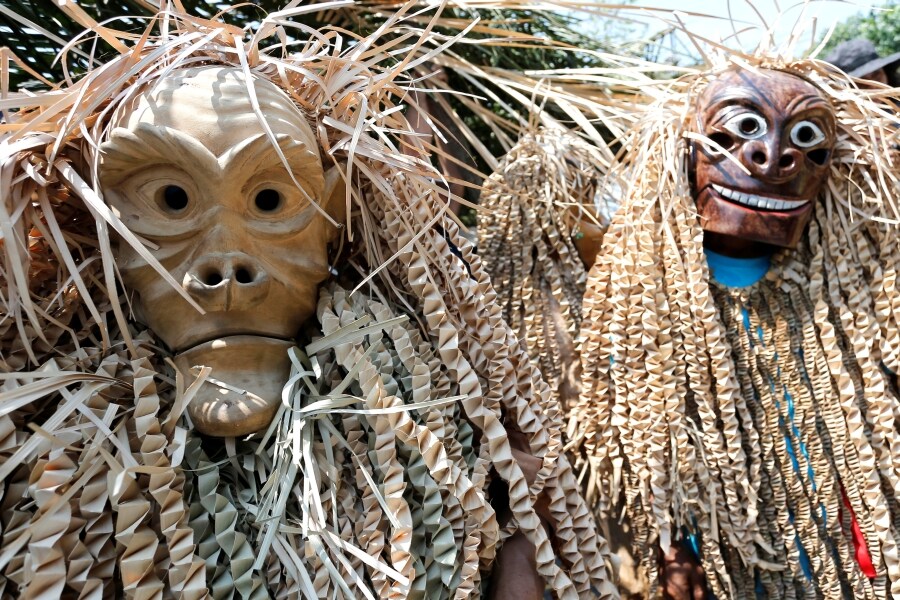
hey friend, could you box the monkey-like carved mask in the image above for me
[691,68,837,248]
[100,66,342,437]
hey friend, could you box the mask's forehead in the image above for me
[121,65,319,160]
[696,68,827,121]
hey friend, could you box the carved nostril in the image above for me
[185,254,269,311]
[235,267,253,284]
[752,151,766,165]
[779,154,795,169]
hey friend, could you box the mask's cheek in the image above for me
[259,221,335,288]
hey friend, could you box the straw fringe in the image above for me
[478,129,617,412]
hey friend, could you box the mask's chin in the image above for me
[696,184,814,249]
[174,335,294,437]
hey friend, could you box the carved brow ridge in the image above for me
[705,90,829,127]
[104,126,316,174]
[785,92,830,115]
[704,93,766,128]
[706,90,768,114]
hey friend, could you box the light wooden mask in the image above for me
[100,66,343,436]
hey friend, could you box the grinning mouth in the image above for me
[711,183,809,211]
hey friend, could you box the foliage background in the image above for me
[820,1,900,56]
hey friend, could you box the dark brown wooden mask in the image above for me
[690,68,836,248]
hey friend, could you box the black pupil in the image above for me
[740,118,758,134]
[797,125,814,143]
[255,189,281,212]
[163,185,188,211]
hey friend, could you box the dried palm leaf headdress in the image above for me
[0,4,617,598]
[570,41,900,600]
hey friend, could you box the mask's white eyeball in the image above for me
[790,120,826,148]
[723,112,768,140]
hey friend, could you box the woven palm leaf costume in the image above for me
[0,7,617,599]
[571,55,900,599]
[477,130,617,410]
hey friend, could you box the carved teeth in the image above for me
[711,183,808,211]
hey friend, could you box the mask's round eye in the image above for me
[159,185,189,212]
[790,120,826,148]
[254,189,282,212]
[723,113,768,140]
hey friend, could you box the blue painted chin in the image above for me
[704,248,772,288]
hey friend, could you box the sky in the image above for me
[586,0,890,61]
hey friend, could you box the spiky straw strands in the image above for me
[0,5,617,598]
[477,129,616,410]
[570,53,900,598]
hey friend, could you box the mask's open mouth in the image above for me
[710,183,809,212]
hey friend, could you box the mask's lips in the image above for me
[174,334,294,437]
[177,332,294,354]
[709,183,810,212]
